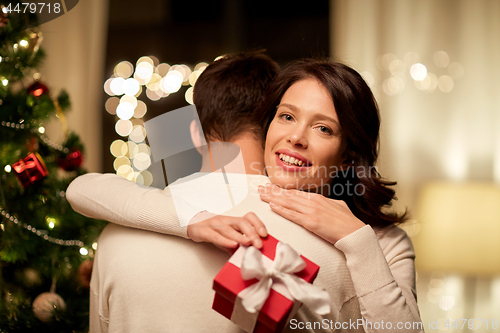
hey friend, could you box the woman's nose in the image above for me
[286,128,308,148]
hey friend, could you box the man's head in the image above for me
[192,50,280,143]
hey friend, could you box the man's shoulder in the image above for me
[170,172,269,188]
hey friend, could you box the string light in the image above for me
[1,120,25,129]
[39,134,69,153]
[1,120,69,153]
[1,207,84,247]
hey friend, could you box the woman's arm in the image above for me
[335,225,423,332]
[66,173,266,248]
[66,173,189,237]
[258,183,423,332]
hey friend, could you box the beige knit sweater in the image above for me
[67,173,424,333]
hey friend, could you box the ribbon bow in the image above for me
[239,242,331,315]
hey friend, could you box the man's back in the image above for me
[90,174,361,333]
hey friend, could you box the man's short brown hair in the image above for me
[193,50,280,142]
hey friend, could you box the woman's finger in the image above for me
[268,202,310,229]
[260,189,312,215]
[264,183,318,199]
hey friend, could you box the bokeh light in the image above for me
[132,152,151,171]
[389,59,406,76]
[116,102,134,120]
[162,71,183,93]
[110,139,128,157]
[403,52,420,67]
[146,88,161,101]
[410,63,427,81]
[433,51,450,68]
[105,97,120,115]
[114,61,134,78]
[123,78,140,96]
[110,77,125,95]
[129,125,147,143]
[137,56,154,67]
[360,71,375,87]
[438,75,454,92]
[156,63,171,76]
[127,141,138,158]
[448,62,464,79]
[103,79,114,96]
[149,55,160,67]
[135,62,154,80]
[136,170,153,186]
[194,62,209,71]
[133,100,147,118]
[113,156,131,170]
[438,296,455,311]
[185,87,194,104]
[117,164,134,180]
[146,73,162,91]
[120,95,137,108]
[115,119,133,136]
[383,77,404,95]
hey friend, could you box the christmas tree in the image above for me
[0,3,105,332]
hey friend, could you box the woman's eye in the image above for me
[318,126,333,135]
[279,114,293,121]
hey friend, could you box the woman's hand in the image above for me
[187,211,268,253]
[258,183,365,245]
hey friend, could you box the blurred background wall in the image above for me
[331,0,500,326]
[39,0,500,329]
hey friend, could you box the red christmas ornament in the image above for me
[25,135,39,152]
[27,81,49,98]
[12,152,49,188]
[0,6,9,29]
[78,260,94,289]
[58,149,83,171]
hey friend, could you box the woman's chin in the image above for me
[267,175,320,192]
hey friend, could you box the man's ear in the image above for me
[190,120,203,154]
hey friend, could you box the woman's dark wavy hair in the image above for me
[260,59,408,228]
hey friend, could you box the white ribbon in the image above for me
[239,242,331,316]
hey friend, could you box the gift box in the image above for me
[12,152,49,188]
[212,234,330,333]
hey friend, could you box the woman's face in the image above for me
[264,78,345,192]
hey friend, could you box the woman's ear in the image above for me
[339,148,355,172]
[190,120,203,154]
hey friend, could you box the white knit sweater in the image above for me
[67,173,423,333]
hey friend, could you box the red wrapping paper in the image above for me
[212,234,320,333]
[12,152,49,188]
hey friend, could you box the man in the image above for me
[67,52,363,332]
